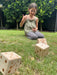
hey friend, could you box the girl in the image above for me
[20,3,44,40]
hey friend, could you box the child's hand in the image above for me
[23,14,27,21]
[32,28,38,32]
[20,15,27,27]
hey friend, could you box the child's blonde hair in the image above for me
[28,3,37,10]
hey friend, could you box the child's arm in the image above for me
[20,15,27,27]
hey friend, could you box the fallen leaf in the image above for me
[31,57,34,61]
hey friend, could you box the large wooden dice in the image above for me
[35,43,49,57]
[37,38,47,45]
[0,52,21,75]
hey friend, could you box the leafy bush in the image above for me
[0,0,57,30]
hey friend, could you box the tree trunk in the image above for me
[16,22,18,30]
[1,19,3,29]
[40,22,42,31]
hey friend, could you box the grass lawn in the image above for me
[0,30,57,75]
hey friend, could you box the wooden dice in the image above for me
[35,40,49,57]
[37,38,47,45]
[0,52,21,75]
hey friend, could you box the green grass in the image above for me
[0,30,57,75]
